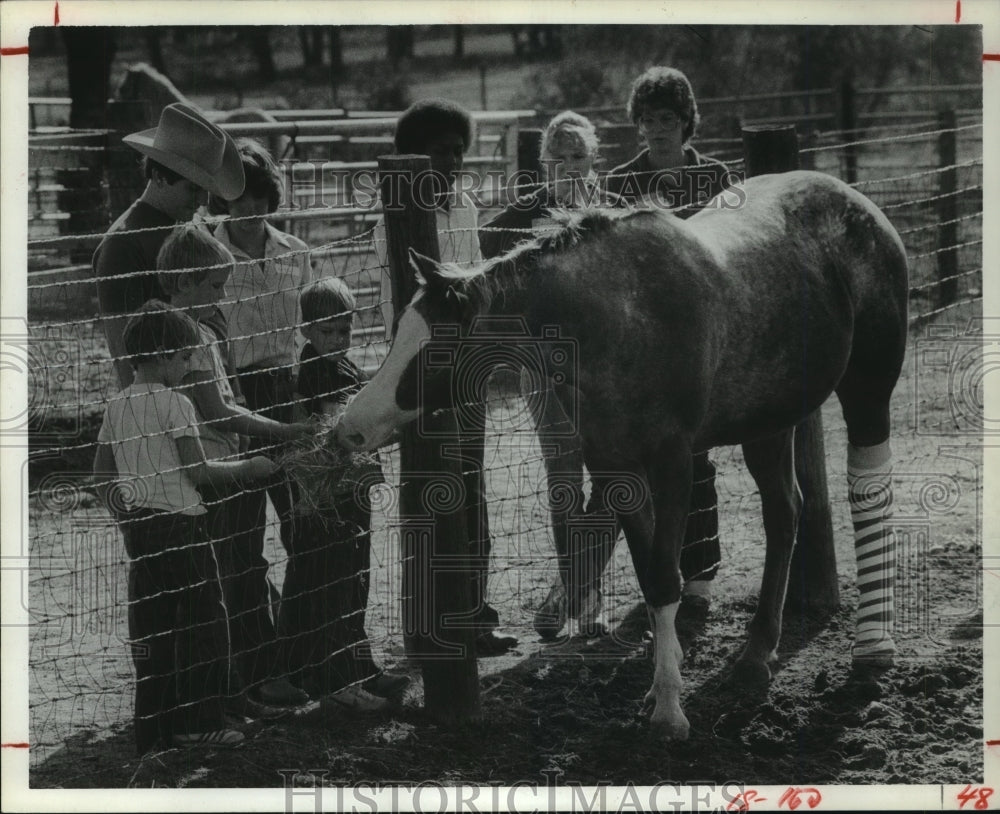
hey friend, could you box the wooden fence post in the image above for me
[741,125,841,615]
[838,76,857,185]
[937,108,958,307]
[377,155,481,723]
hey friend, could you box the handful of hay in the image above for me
[275,413,383,518]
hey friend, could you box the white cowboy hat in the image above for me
[122,103,245,201]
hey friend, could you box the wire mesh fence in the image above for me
[22,106,983,773]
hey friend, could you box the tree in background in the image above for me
[144,30,167,76]
[61,27,117,129]
[387,26,415,69]
[246,27,277,82]
[300,27,324,68]
[59,27,117,256]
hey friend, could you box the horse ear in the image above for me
[408,249,444,288]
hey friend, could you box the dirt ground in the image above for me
[27,299,986,789]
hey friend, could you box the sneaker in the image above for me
[574,588,609,637]
[255,678,310,708]
[474,603,501,635]
[679,593,711,617]
[328,684,389,713]
[172,728,245,747]
[682,578,713,602]
[365,671,411,698]
[533,583,568,640]
[475,630,519,657]
[226,692,284,722]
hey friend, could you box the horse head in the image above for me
[336,249,487,451]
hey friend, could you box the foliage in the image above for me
[513,57,620,113]
[366,73,412,111]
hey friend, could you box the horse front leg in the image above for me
[616,444,692,739]
[738,429,801,688]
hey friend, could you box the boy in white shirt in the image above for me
[156,224,312,710]
[93,301,275,752]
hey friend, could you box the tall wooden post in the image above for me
[741,125,841,615]
[838,76,857,185]
[378,155,481,722]
[936,108,959,307]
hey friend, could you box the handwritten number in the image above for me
[957,785,994,810]
[779,787,822,810]
[727,790,766,811]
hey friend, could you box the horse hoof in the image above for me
[852,652,895,671]
[642,690,690,739]
[732,658,772,692]
[852,640,896,670]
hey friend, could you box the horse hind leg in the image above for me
[737,429,801,689]
[837,365,898,667]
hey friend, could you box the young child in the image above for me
[92,301,275,752]
[278,276,409,709]
[156,224,311,710]
[480,111,622,640]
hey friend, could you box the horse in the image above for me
[335,170,909,739]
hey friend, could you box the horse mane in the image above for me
[430,207,649,312]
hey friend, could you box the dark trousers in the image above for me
[457,408,493,627]
[531,381,721,608]
[201,481,282,691]
[278,500,378,695]
[120,509,229,753]
[572,451,722,595]
[237,366,296,553]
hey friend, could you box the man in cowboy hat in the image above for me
[94,102,245,388]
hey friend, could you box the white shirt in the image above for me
[190,324,242,462]
[373,189,482,341]
[214,221,314,372]
[98,383,205,515]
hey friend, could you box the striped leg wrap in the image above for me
[847,441,896,663]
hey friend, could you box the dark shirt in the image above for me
[93,200,176,316]
[603,146,732,218]
[297,343,384,492]
[296,343,368,418]
[480,181,626,260]
[94,201,227,334]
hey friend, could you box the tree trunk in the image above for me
[327,26,343,71]
[144,29,167,76]
[300,26,322,67]
[62,27,116,130]
[60,27,117,260]
[248,28,277,82]
[387,26,414,69]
